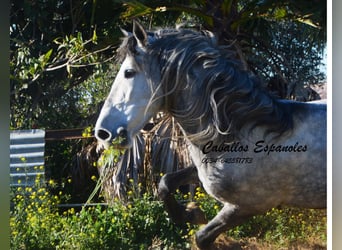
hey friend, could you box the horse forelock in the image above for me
[116,28,293,142]
[116,36,137,63]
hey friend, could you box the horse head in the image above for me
[95,21,162,148]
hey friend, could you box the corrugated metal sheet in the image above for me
[10,129,45,187]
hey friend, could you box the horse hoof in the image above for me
[195,230,214,250]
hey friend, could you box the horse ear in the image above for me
[120,27,132,37]
[133,20,147,48]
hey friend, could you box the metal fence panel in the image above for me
[10,129,45,187]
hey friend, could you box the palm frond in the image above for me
[97,113,193,202]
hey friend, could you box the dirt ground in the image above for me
[190,235,326,250]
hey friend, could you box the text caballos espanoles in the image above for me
[202,140,307,155]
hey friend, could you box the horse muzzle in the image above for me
[95,126,131,149]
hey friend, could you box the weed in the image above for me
[10,147,326,249]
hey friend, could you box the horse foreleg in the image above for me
[195,203,252,249]
[158,165,207,225]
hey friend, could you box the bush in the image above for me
[10,173,326,249]
[10,177,189,250]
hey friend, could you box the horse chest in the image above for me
[189,144,236,184]
[188,144,293,207]
[196,162,234,200]
[191,151,252,203]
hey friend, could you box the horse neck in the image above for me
[166,89,229,146]
[150,35,292,144]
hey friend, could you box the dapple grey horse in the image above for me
[95,21,326,248]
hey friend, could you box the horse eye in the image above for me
[124,69,136,78]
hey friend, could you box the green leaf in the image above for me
[45,49,53,61]
[39,49,53,68]
[160,5,214,27]
[121,1,154,19]
[121,2,213,27]
[221,0,233,16]
[92,29,98,44]
[274,8,287,19]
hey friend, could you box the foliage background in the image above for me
[10,0,326,131]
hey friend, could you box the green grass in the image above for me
[189,186,326,249]
[10,175,326,249]
[10,177,188,249]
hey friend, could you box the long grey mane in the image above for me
[117,28,293,143]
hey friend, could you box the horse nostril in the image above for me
[96,129,112,141]
[117,127,127,137]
